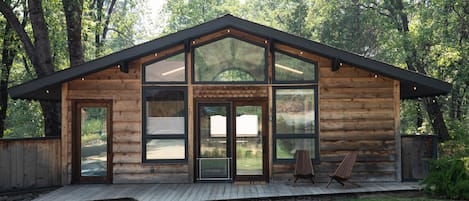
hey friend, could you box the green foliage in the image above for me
[4,99,43,138]
[338,198,447,201]
[1,0,142,138]
[423,112,469,200]
[422,157,469,200]
[440,119,469,158]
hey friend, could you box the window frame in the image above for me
[142,50,187,84]
[272,86,320,164]
[191,35,268,84]
[272,49,318,84]
[142,87,188,163]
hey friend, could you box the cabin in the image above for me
[8,15,451,185]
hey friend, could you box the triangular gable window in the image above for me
[274,51,317,83]
[193,37,266,83]
[144,52,186,83]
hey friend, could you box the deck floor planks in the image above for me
[34,182,421,201]
[211,183,226,200]
[138,183,160,201]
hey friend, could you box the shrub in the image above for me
[422,157,469,200]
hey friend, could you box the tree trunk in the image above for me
[0,23,16,138]
[28,0,54,76]
[102,0,117,42]
[416,103,423,129]
[423,98,450,140]
[39,101,60,137]
[28,0,60,137]
[63,0,85,67]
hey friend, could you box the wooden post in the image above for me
[187,49,194,182]
[61,82,69,184]
[393,80,402,181]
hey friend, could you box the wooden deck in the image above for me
[34,182,421,201]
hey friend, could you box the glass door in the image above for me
[73,101,112,183]
[234,102,267,181]
[196,101,267,182]
[196,103,231,181]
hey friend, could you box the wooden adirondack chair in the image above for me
[326,151,359,188]
[293,150,315,185]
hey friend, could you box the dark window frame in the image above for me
[272,86,320,164]
[142,87,188,163]
[191,35,268,84]
[142,49,187,84]
[272,48,318,84]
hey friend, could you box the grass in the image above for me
[337,198,449,201]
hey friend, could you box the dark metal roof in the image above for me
[8,14,451,100]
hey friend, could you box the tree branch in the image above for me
[0,1,36,66]
[102,0,117,40]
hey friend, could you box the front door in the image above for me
[196,100,268,182]
[72,101,112,183]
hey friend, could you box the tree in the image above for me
[0,0,143,137]
[360,0,467,140]
[0,8,19,138]
[63,0,85,67]
[0,0,60,136]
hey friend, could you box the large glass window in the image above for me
[274,88,318,162]
[274,51,316,82]
[144,52,185,82]
[143,88,187,162]
[193,37,266,82]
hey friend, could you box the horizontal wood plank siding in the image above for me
[269,50,399,182]
[318,63,398,182]
[0,138,61,192]
[64,61,189,184]
[61,30,399,184]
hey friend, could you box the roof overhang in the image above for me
[8,14,451,101]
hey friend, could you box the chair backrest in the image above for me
[294,150,314,176]
[333,151,358,179]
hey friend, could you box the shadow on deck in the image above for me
[34,182,422,201]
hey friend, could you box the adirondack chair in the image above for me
[293,150,315,185]
[326,151,359,188]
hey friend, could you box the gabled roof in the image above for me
[9,14,451,100]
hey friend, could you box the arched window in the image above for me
[213,68,256,82]
[193,37,266,83]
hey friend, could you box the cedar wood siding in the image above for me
[61,44,399,184]
[272,51,399,182]
[62,60,190,184]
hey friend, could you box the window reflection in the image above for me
[275,89,315,134]
[274,52,316,82]
[144,88,187,161]
[276,138,315,159]
[80,107,107,176]
[145,53,185,82]
[194,37,266,82]
[146,89,185,135]
[146,139,185,159]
